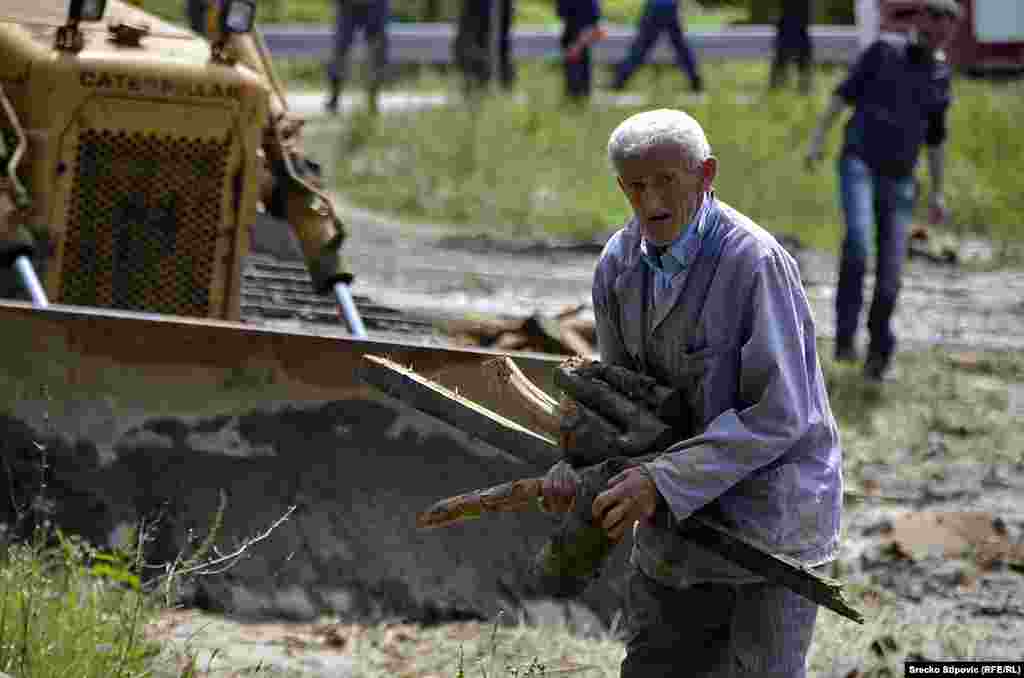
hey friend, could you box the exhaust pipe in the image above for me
[14,254,48,308]
[334,281,366,338]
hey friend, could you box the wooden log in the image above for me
[577,362,688,424]
[559,397,627,464]
[554,358,676,453]
[481,356,562,440]
[358,354,561,468]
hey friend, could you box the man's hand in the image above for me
[592,465,660,543]
[541,460,579,514]
[804,137,824,172]
[928,192,948,226]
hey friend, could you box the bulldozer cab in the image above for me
[0,0,353,324]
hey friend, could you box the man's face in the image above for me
[616,143,716,245]
[912,6,959,49]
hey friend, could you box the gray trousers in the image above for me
[621,565,818,677]
[327,0,390,90]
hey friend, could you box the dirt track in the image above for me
[245,195,1024,356]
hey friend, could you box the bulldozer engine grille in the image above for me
[60,129,229,316]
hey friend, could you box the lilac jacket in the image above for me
[592,196,843,587]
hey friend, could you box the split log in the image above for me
[481,356,562,440]
[358,354,560,468]
[555,357,676,453]
[575,362,688,425]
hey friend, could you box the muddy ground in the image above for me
[139,195,1024,677]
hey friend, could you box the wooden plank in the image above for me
[684,515,865,624]
[359,354,561,468]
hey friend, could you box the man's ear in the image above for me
[701,157,718,192]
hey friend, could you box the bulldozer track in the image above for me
[242,254,443,340]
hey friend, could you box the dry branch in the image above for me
[416,477,545,529]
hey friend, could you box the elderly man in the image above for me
[806,0,959,380]
[543,109,843,677]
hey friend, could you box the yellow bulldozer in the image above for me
[0,0,597,631]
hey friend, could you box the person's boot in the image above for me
[863,351,892,382]
[798,66,813,95]
[324,79,340,115]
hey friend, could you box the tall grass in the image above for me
[0,527,162,678]
[321,61,1023,257]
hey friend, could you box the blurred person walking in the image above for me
[559,0,607,101]
[769,0,813,93]
[453,0,516,93]
[610,0,703,93]
[325,0,392,115]
[806,0,960,381]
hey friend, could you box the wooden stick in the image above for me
[481,356,562,440]
[359,354,561,468]
[416,477,545,529]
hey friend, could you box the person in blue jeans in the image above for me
[325,0,391,115]
[611,0,703,93]
[806,0,960,381]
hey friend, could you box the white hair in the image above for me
[607,109,711,175]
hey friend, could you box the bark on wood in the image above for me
[555,358,676,454]
[481,356,561,440]
[559,397,647,463]
[358,354,560,468]
[576,361,689,425]
[416,477,545,529]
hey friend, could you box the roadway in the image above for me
[261,23,862,64]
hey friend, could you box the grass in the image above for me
[314,60,1023,258]
[0,526,163,678]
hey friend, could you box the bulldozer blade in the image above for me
[0,300,644,626]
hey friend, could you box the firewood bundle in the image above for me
[360,354,865,624]
[483,355,695,468]
[438,305,597,357]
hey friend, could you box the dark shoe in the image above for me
[691,76,704,94]
[324,94,339,115]
[863,353,891,382]
[835,341,859,363]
